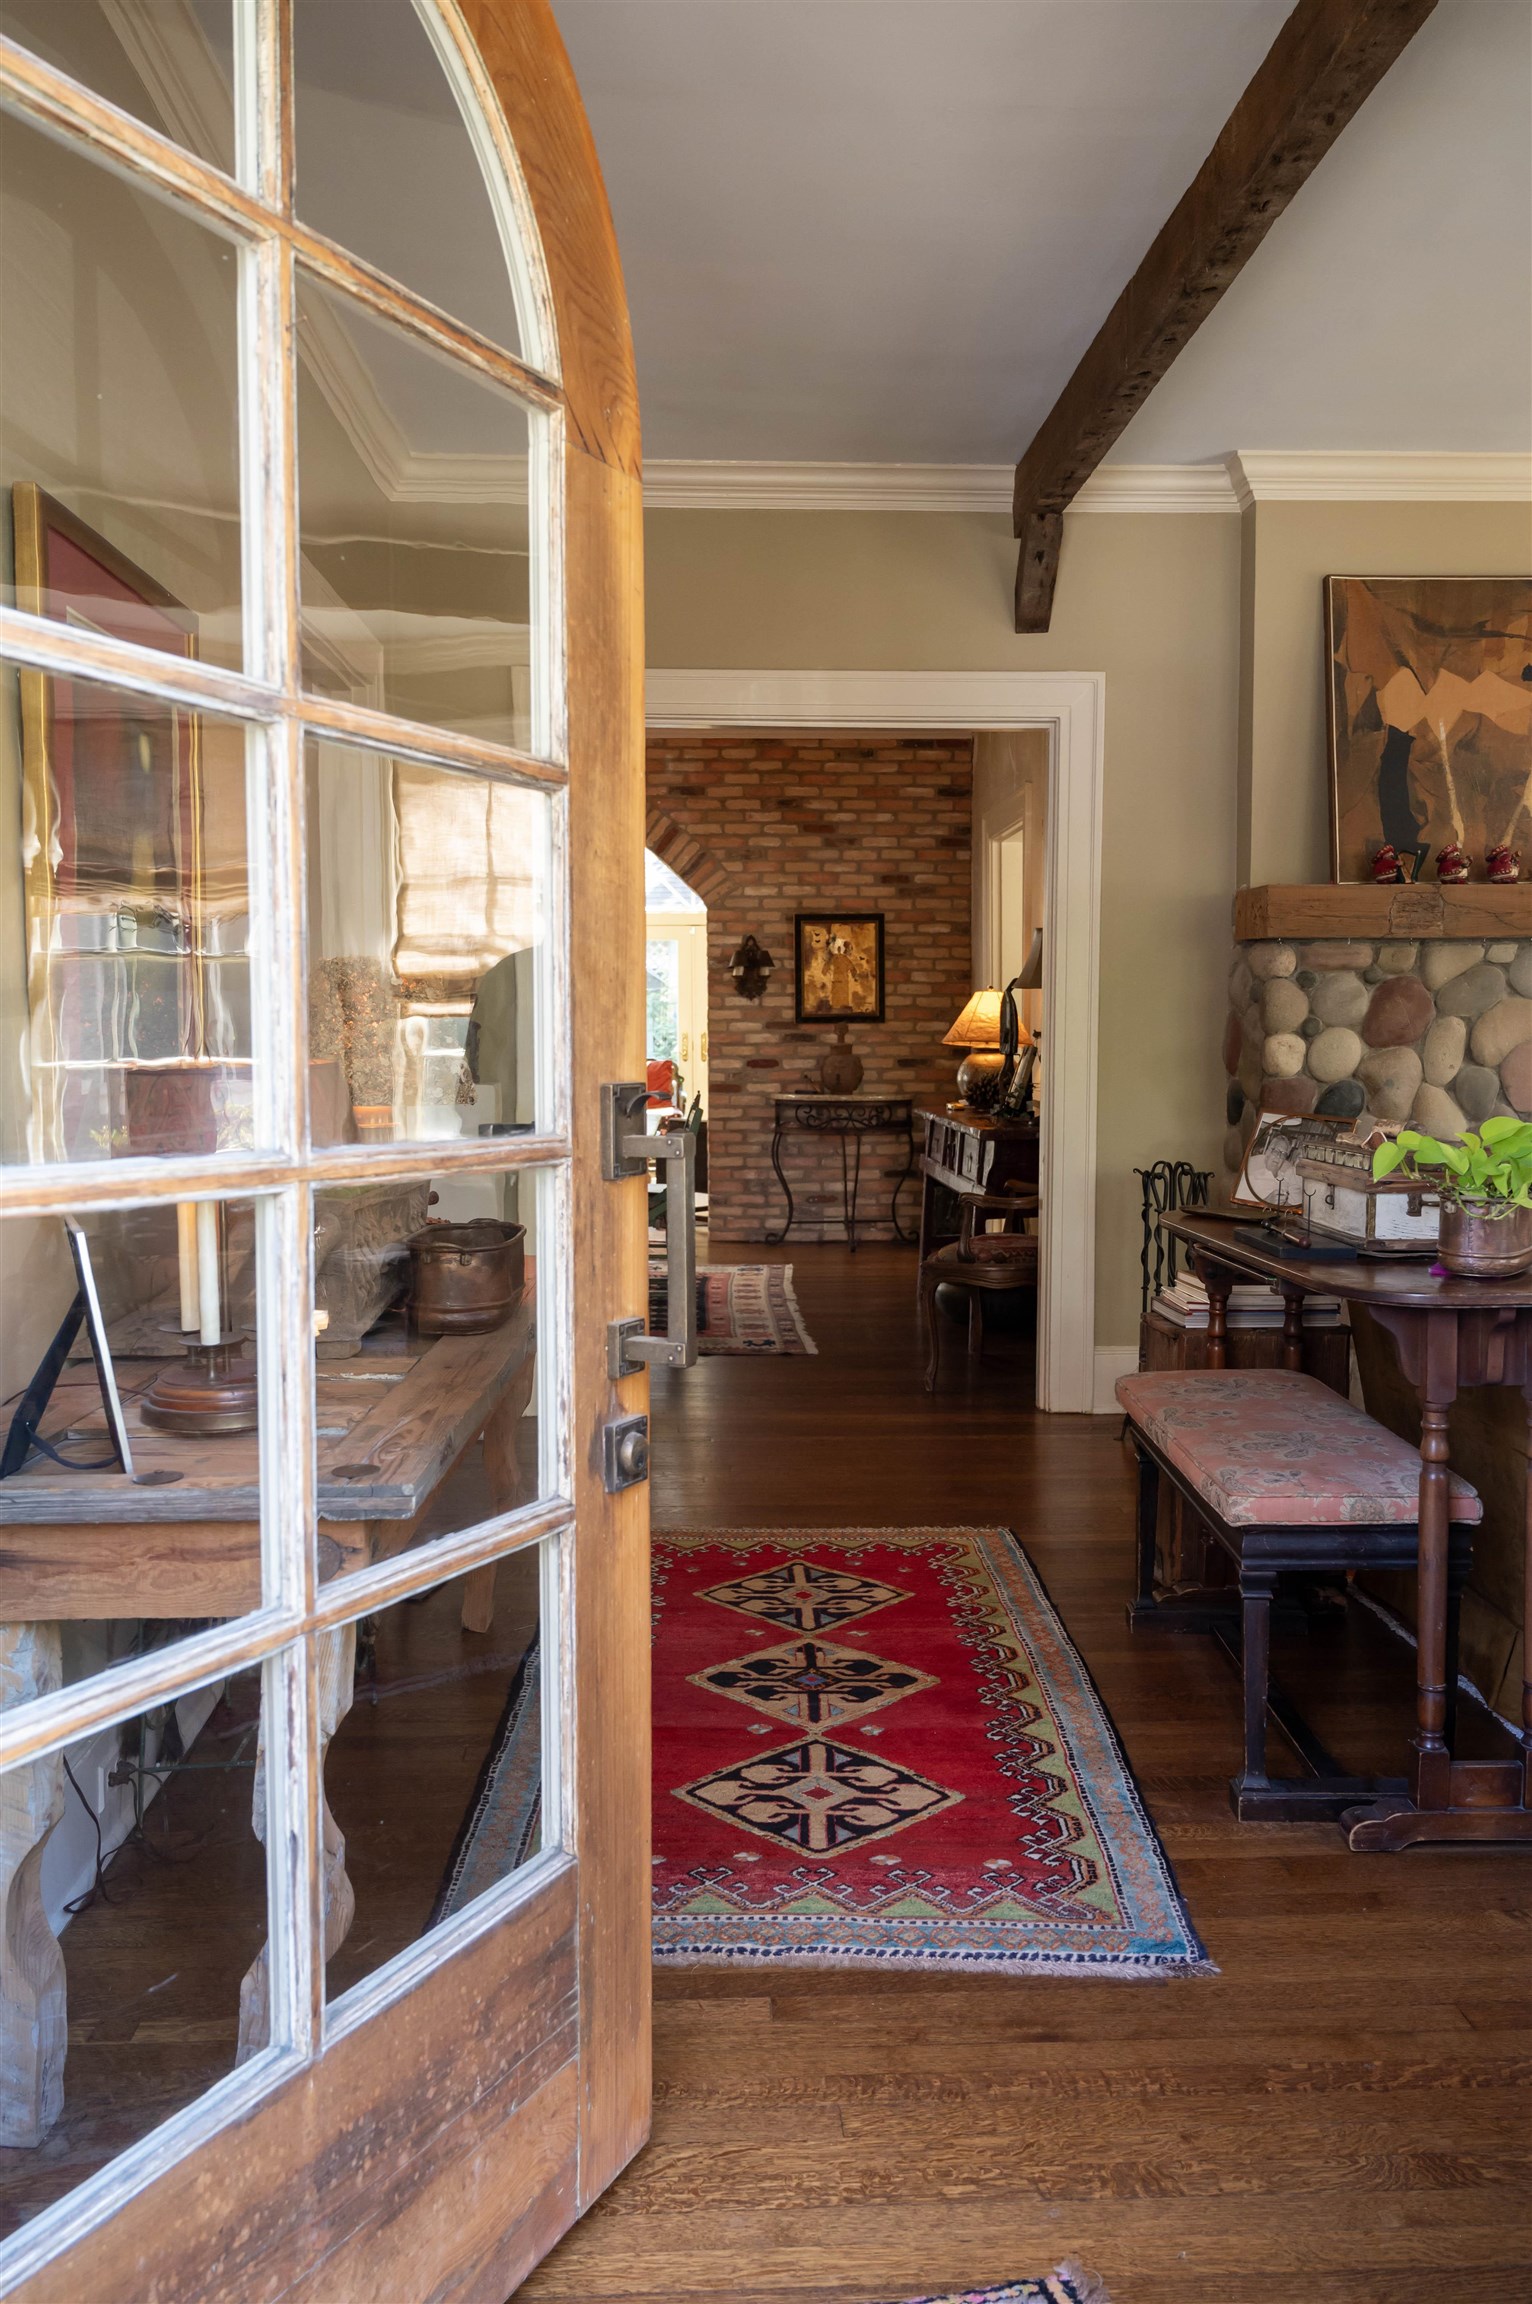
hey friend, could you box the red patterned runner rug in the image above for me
[652,1528,1209,1978]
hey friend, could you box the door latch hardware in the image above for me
[602,1082,699,1372]
[602,1412,650,1492]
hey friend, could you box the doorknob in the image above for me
[601,1083,698,1374]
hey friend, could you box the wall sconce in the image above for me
[728,935,775,1001]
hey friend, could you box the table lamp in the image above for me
[943,987,1005,1105]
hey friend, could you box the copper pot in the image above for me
[408,1219,525,1334]
[1438,1200,1532,1280]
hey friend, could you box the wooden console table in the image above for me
[1162,1211,1532,1853]
[768,1095,916,1250]
[915,1106,1040,1292]
[0,1300,535,2143]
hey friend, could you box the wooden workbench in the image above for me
[0,1300,536,2144]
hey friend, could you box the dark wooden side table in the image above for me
[914,1106,1040,1295]
[768,1095,916,1250]
[1163,1209,1532,1853]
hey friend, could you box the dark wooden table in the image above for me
[767,1095,916,1250]
[1163,1209,1532,1853]
[914,1106,1040,1294]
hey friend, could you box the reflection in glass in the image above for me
[0,1667,266,2235]
[0,664,254,1165]
[0,106,243,666]
[313,1168,543,1587]
[294,0,522,356]
[0,1,235,174]
[306,739,546,1149]
[0,1195,266,1647]
[323,1545,545,2005]
[296,275,535,748]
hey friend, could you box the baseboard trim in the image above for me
[1092,1345,1139,1416]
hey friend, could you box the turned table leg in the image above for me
[237,1624,358,2059]
[1192,1252,1234,1369]
[0,1622,66,2145]
[1411,1317,1459,1815]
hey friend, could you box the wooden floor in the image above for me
[523,1236,1532,2304]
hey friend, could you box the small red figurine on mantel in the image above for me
[1487,843,1522,885]
[1370,843,1405,884]
[1436,841,1471,884]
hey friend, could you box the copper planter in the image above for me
[1437,1200,1532,1280]
[408,1219,526,1334]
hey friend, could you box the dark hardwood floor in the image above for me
[523,1234,1532,2304]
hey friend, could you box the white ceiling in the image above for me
[552,0,1532,467]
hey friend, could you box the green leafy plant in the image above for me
[1372,1116,1532,1209]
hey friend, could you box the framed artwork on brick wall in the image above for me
[794,912,885,1024]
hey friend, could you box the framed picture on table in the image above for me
[794,912,885,1023]
[1233,1110,1350,1213]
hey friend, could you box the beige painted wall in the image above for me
[1241,499,1532,885]
[645,507,1243,1349]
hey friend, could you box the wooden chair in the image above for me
[919,1184,1040,1390]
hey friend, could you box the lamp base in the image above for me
[954,1049,1004,1103]
[141,1339,259,1436]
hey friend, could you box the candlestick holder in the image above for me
[140,1336,259,1435]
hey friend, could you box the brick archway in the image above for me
[645,805,734,908]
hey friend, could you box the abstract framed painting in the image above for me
[1325,575,1532,883]
[794,912,885,1024]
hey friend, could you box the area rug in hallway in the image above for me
[652,1528,1208,1977]
[648,1260,816,1354]
[885,2274,1110,2304]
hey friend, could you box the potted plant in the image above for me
[1372,1116,1532,1278]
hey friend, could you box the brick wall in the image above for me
[647,732,973,1240]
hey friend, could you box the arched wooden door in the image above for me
[0,3,649,2295]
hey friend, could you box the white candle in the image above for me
[176,1202,200,1332]
[196,1201,221,1346]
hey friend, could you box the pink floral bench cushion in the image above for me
[1115,1369,1482,1528]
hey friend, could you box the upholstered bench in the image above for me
[1115,1368,1482,1822]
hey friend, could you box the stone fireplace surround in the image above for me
[1224,884,1532,1190]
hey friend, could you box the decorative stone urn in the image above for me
[818,1021,864,1094]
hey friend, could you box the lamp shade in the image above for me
[943,987,1004,1050]
[1014,928,1044,991]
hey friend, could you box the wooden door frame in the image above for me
[0,3,648,2296]
[645,671,1105,1415]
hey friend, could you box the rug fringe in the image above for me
[1054,2262,1113,2304]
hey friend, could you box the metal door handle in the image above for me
[602,1083,698,1375]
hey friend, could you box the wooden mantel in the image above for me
[1234,883,1532,942]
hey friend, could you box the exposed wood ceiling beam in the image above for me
[1011,0,1439,632]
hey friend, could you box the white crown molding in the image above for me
[641,460,1237,514]
[298,297,527,507]
[642,453,1532,515]
[1228,450,1532,507]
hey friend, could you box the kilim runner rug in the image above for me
[648,1260,817,1354]
[652,1528,1208,1977]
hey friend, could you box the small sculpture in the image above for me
[1487,843,1522,885]
[1436,841,1471,884]
[1370,843,1406,885]
[818,1020,863,1094]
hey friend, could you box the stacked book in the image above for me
[1153,1274,1344,1329]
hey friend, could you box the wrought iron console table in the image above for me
[768,1095,916,1251]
